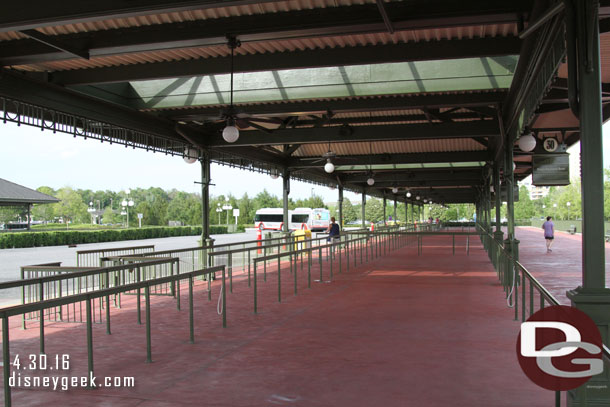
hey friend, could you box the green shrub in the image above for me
[0,226,229,249]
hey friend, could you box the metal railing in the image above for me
[76,244,155,267]
[1,226,419,407]
[1,264,224,407]
[7,257,180,329]
[477,224,610,407]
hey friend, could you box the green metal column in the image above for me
[393,199,397,224]
[383,196,387,224]
[404,201,408,227]
[338,186,344,229]
[493,162,504,264]
[504,133,519,259]
[201,153,214,264]
[361,190,366,229]
[201,153,211,242]
[566,2,610,405]
[282,169,290,234]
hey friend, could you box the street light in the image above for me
[216,203,223,225]
[222,198,232,225]
[87,201,95,225]
[566,201,571,220]
[121,190,135,228]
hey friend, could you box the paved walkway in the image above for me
[515,227,610,304]
[0,235,550,406]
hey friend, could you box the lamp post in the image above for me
[566,201,571,220]
[222,198,232,225]
[121,189,134,228]
[216,203,222,225]
[87,201,95,225]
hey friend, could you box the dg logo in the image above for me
[516,305,604,391]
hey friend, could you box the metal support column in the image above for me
[201,153,214,268]
[361,190,366,229]
[383,196,387,224]
[338,186,344,229]
[566,1,610,405]
[393,199,397,224]
[282,170,290,234]
[493,161,504,265]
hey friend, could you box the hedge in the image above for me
[0,226,229,249]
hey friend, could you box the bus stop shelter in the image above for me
[0,178,58,230]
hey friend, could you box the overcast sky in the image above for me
[1,121,609,203]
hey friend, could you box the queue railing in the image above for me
[477,224,610,407]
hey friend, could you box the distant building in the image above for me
[520,178,550,200]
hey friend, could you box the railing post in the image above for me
[3,316,11,407]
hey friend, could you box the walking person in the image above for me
[542,216,554,253]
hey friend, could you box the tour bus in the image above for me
[254,207,331,231]
[289,208,331,231]
[254,208,289,231]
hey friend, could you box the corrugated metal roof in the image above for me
[292,138,486,157]
[9,24,518,73]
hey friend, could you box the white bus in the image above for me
[254,208,288,231]
[289,208,330,232]
[254,207,331,232]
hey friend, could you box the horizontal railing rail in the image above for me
[76,244,155,267]
[5,257,180,328]
[1,264,225,407]
[477,224,610,406]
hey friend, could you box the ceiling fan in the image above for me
[217,36,282,142]
[301,142,357,173]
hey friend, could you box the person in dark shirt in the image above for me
[327,217,340,242]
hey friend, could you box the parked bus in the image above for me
[254,208,288,231]
[255,207,331,232]
[289,208,330,232]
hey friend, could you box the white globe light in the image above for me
[513,162,516,171]
[367,177,375,186]
[128,200,134,207]
[324,161,335,173]
[517,134,537,152]
[392,187,398,194]
[183,147,198,164]
[416,195,420,200]
[329,184,336,191]
[423,198,428,203]
[125,189,131,195]
[222,125,240,143]
[406,192,412,198]
[121,200,127,207]
[270,169,280,179]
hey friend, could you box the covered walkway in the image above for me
[515,227,610,305]
[1,235,550,407]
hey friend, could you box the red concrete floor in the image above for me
[515,227,610,304]
[0,236,552,406]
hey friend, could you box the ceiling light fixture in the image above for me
[517,133,536,152]
[222,36,241,143]
[324,159,335,173]
[183,147,198,164]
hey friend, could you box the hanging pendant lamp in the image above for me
[223,37,241,143]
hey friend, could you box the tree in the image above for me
[365,197,384,222]
[54,187,89,224]
[167,192,202,225]
[342,198,358,223]
[31,186,56,221]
